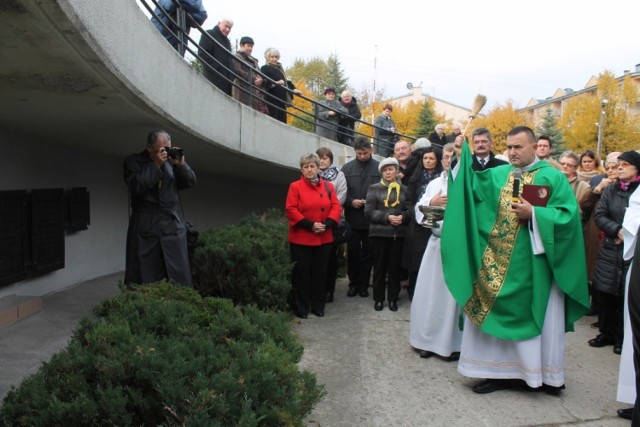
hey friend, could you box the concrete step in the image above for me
[0,295,43,329]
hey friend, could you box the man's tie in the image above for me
[480,158,486,168]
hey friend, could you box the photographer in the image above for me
[123,130,197,287]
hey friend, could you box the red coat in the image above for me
[286,176,342,246]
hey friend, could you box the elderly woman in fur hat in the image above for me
[365,158,412,312]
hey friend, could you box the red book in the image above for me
[522,184,550,207]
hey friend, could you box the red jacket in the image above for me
[286,176,342,246]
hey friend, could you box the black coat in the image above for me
[198,26,232,95]
[337,97,362,145]
[365,182,411,239]
[341,157,380,230]
[471,152,508,170]
[124,150,197,287]
[593,181,639,295]
[260,63,292,123]
[428,132,446,147]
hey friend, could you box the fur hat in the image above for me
[324,87,336,95]
[378,157,399,172]
[618,150,640,171]
[413,138,431,149]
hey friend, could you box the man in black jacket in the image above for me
[124,130,197,287]
[198,18,234,95]
[468,127,508,170]
[337,90,362,146]
[341,138,381,297]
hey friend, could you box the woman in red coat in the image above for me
[286,153,342,318]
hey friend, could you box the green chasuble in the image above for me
[441,143,589,340]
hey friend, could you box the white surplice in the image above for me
[409,173,462,357]
[617,189,640,404]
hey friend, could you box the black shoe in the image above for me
[617,407,633,420]
[543,384,565,396]
[347,287,358,297]
[588,334,614,347]
[418,350,434,359]
[312,309,325,317]
[613,344,622,354]
[444,352,460,362]
[388,301,398,311]
[325,292,334,303]
[586,306,598,316]
[359,288,369,297]
[472,379,513,394]
[374,301,384,311]
[295,311,308,319]
[590,321,599,328]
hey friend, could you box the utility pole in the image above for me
[596,98,608,157]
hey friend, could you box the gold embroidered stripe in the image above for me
[464,170,538,327]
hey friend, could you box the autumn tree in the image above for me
[559,70,640,155]
[471,100,532,153]
[286,55,349,99]
[535,107,566,156]
[288,78,315,132]
[392,101,423,138]
[354,86,388,138]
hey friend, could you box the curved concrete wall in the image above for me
[0,0,357,298]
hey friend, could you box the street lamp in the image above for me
[596,98,609,157]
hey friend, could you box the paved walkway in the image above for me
[0,274,632,426]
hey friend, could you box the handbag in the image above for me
[324,181,355,244]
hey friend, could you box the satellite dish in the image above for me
[406,82,413,90]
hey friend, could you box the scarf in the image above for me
[307,177,319,185]
[418,169,440,199]
[318,166,339,182]
[619,176,640,191]
[380,179,401,207]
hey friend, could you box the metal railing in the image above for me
[139,0,417,155]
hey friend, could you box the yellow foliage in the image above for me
[470,101,532,152]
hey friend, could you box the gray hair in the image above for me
[472,127,493,141]
[443,142,455,153]
[299,153,320,167]
[264,47,280,60]
[559,151,580,165]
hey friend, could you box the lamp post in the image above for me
[596,98,608,157]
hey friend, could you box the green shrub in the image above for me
[193,209,293,312]
[0,283,324,426]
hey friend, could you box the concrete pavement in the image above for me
[0,274,632,426]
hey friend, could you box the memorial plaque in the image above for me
[66,187,90,231]
[31,189,65,274]
[0,191,28,287]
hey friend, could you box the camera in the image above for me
[164,147,184,160]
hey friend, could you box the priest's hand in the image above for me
[511,196,532,220]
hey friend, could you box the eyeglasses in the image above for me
[605,164,619,170]
[559,162,577,168]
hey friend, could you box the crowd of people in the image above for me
[283,128,640,423]
[148,7,640,422]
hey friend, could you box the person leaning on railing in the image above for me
[150,0,208,55]
[261,47,300,124]
[231,36,268,114]
[198,18,234,95]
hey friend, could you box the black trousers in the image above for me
[347,228,373,292]
[325,241,340,295]
[370,236,404,303]
[597,290,624,346]
[290,243,332,315]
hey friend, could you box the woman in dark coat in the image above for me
[365,157,412,312]
[591,151,640,354]
[260,47,297,123]
[403,145,444,300]
[285,153,342,318]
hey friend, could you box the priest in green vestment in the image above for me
[442,125,589,394]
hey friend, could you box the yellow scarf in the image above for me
[380,179,401,207]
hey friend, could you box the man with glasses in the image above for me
[558,151,590,214]
[537,135,561,169]
[469,127,507,171]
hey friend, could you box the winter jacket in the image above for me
[316,99,348,141]
[285,177,342,246]
[593,181,639,295]
[151,0,207,54]
[341,157,380,229]
[365,181,411,239]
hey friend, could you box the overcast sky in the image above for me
[190,1,639,110]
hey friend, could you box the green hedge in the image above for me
[193,209,293,312]
[0,283,323,426]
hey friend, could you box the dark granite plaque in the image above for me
[0,191,29,287]
[66,187,90,231]
[31,189,65,274]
